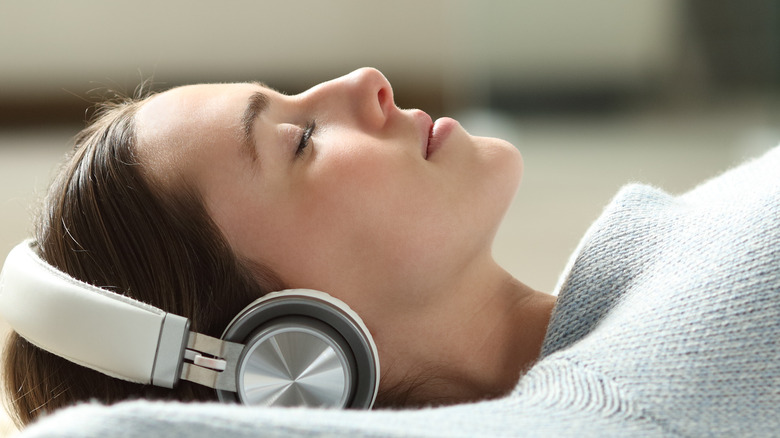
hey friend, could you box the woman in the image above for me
[3,68,780,437]
[3,67,553,419]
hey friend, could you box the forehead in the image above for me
[137,83,253,146]
[134,83,254,186]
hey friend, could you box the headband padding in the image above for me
[0,240,167,384]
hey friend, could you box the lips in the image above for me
[412,110,433,159]
[412,110,456,160]
[425,121,434,159]
[426,117,457,159]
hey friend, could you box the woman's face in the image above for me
[135,68,522,322]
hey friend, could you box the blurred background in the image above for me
[0,0,778,434]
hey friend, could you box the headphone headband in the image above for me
[0,240,189,387]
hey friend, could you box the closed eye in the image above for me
[295,120,316,158]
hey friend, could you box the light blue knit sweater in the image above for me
[18,146,780,437]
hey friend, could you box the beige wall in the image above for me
[0,0,681,103]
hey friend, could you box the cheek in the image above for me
[298,146,410,241]
[279,145,439,284]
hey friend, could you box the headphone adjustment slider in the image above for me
[183,349,228,372]
[180,332,243,392]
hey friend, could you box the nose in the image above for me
[305,68,396,130]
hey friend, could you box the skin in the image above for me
[135,68,557,405]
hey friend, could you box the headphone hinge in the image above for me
[180,332,243,392]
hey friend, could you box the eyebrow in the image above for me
[239,85,270,162]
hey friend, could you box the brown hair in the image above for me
[1,92,283,428]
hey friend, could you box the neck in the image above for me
[375,257,557,407]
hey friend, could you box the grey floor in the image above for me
[0,97,778,435]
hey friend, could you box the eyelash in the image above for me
[295,120,316,157]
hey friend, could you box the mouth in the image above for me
[426,121,434,159]
[412,110,457,160]
[426,117,457,159]
[412,109,434,159]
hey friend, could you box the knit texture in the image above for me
[17,146,780,437]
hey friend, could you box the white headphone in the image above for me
[0,240,379,409]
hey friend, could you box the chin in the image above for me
[468,136,524,230]
[479,135,524,189]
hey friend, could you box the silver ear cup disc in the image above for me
[237,318,352,407]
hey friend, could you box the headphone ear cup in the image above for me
[216,290,379,409]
